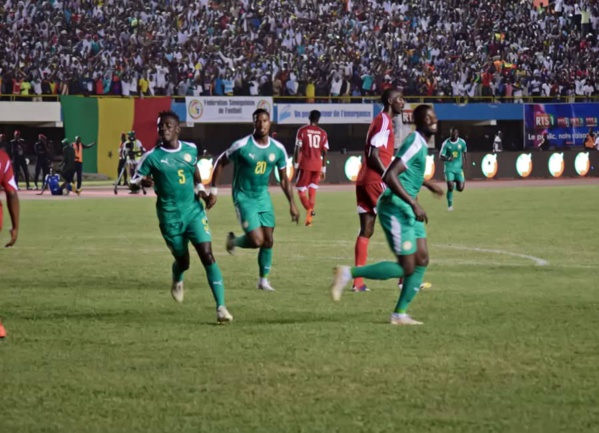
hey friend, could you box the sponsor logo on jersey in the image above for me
[249,153,255,160]
[160,159,170,165]
[184,153,192,162]
[268,153,275,162]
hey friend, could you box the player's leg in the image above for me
[257,226,275,291]
[226,202,264,254]
[295,170,311,214]
[160,222,189,303]
[334,201,415,300]
[307,170,321,222]
[75,161,83,193]
[445,171,455,210]
[353,183,383,292]
[353,212,376,292]
[456,170,465,193]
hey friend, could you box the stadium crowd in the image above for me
[0,0,598,101]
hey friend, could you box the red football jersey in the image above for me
[356,112,395,185]
[295,124,329,172]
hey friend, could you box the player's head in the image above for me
[61,138,69,147]
[121,132,127,141]
[450,127,458,141]
[413,104,437,138]
[128,130,136,139]
[157,110,180,144]
[14,130,20,138]
[497,130,502,138]
[75,135,81,143]
[38,134,47,142]
[309,110,321,125]
[252,109,271,139]
[0,133,5,142]
[381,88,404,116]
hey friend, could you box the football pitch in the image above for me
[1,181,599,433]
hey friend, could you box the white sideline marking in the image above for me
[435,244,549,266]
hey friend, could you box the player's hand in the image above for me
[141,177,154,188]
[205,193,217,210]
[428,182,444,198]
[197,190,209,205]
[5,228,18,248]
[411,202,428,224]
[320,171,326,181]
[290,203,300,224]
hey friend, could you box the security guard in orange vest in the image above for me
[72,136,96,195]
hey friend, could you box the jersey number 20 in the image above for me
[255,161,267,174]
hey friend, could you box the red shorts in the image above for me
[295,169,321,190]
[356,183,386,214]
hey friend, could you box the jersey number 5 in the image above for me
[178,169,186,184]
[255,161,267,174]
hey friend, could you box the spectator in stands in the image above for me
[1,0,598,101]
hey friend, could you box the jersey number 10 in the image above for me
[307,133,321,149]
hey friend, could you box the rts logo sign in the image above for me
[535,114,553,127]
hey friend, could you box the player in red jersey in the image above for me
[0,149,20,338]
[293,110,329,226]
[353,89,404,292]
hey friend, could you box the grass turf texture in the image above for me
[1,185,598,433]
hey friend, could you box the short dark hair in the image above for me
[381,88,398,106]
[253,108,270,121]
[309,110,321,123]
[413,104,433,128]
[158,110,180,124]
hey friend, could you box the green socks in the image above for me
[258,247,273,278]
[446,190,453,207]
[351,261,404,280]
[234,234,255,249]
[172,261,185,282]
[395,266,426,314]
[205,263,226,308]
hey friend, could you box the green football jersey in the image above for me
[381,131,429,202]
[135,141,200,221]
[440,138,467,171]
[225,135,288,197]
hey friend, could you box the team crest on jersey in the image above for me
[458,145,462,150]
[184,153,192,162]
[242,221,249,229]
[268,153,275,162]
[402,241,413,251]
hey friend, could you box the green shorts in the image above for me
[234,193,275,233]
[377,196,420,256]
[445,169,465,182]
[159,206,212,257]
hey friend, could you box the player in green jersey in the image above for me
[440,127,467,211]
[207,109,300,291]
[331,105,443,325]
[132,110,233,323]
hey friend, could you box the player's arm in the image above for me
[321,133,329,179]
[278,165,299,224]
[5,190,19,248]
[193,165,209,204]
[462,145,467,169]
[422,179,443,197]
[130,153,153,187]
[2,161,19,247]
[382,158,427,223]
[205,151,231,209]
[293,129,302,169]
[439,140,451,161]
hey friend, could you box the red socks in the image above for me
[298,190,310,211]
[353,236,370,288]
[308,187,316,209]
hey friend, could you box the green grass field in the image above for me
[1,185,599,433]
